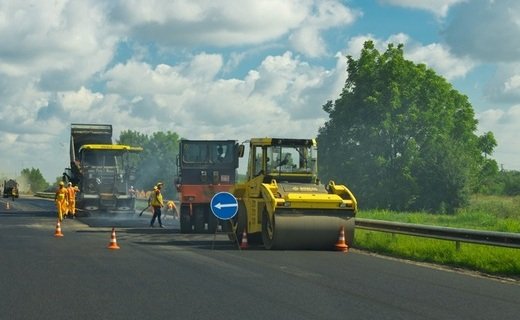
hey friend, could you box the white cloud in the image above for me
[0,0,518,182]
[406,43,475,80]
[289,1,360,57]
[504,74,520,93]
[103,50,345,137]
[381,0,465,17]
[482,63,520,103]
[0,1,117,87]
[110,0,308,46]
[443,0,520,63]
[345,34,475,80]
[477,105,520,170]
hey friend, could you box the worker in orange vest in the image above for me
[67,182,79,219]
[54,181,69,222]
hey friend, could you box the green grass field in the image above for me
[355,195,520,278]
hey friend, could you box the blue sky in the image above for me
[0,0,519,184]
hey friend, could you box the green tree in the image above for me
[20,168,49,193]
[118,130,180,199]
[318,41,497,213]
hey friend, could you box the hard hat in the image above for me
[68,182,72,186]
[59,181,64,186]
[157,182,163,186]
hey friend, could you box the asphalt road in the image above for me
[1,196,519,320]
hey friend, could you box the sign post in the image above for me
[210,192,240,250]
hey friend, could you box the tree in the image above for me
[20,168,49,193]
[318,41,497,213]
[118,130,180,199]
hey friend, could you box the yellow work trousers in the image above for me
[56,199,68,221]
[68,200,76,217]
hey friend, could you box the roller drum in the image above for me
[263,209,355,250]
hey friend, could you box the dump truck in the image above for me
[63,123,143,213]
[175,139,239,233]
[230,138,357,250]
[3,179,19,200]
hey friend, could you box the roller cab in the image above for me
[231,138,357,250]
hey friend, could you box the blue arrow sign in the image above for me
[210,192,238,220]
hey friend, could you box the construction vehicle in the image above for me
[175,139,239,233]
[63,124,143,213]
[3,179,19,200]
[230,138,357,250]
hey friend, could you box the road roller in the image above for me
[230,138,357,250]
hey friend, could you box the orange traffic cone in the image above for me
[6,202,10,209]
[107,227,120,250]
[335,226,349,252]
[54,220,64,237]
[240,228,248,249]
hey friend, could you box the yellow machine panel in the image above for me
[230,138,357,250]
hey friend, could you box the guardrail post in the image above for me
[455,241,461,251]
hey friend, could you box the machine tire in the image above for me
[180,205,192,233]
[194,205,205,233]
[261,208,275,250]
[208,213,218,233]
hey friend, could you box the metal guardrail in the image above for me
[355,218,520,249]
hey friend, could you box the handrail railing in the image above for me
[355,218,520,249]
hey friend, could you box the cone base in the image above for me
[335,243,348,252]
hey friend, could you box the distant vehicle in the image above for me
[175,139,239,233]
[3,179,19,200]
[63,123,143,214]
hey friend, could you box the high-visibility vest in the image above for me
[150,190,163,207]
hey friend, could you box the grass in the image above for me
[355,195,520,278]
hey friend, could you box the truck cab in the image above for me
[64,124,142,213]
[176,139,239,233]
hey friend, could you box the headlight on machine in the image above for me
[339,202,347,208]
[284,202,291,207]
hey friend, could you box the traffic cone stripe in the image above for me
[54,220,64,237]
[335,226,348,252]
[240,229,248,249]
[108,227,120,249]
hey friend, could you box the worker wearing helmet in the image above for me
[150,182,164,228]
[54,181,69,222]
[67,182,79,219]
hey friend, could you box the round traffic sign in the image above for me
[210,192,238,220]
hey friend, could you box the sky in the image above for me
[0,0,519,183]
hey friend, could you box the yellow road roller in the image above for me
[230,138,357,250]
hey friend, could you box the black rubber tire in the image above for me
[208,213,218,233]
[194,205,205,233]
[261,208,275,250]
[180,205,192,233]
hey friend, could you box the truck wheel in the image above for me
[208,213,218,233]
[262,209,275,249]
[180,206,191,233]
[194,206,205,233]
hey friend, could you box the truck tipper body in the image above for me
[63,124,142,214]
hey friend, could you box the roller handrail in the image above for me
[355,218,520,249]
